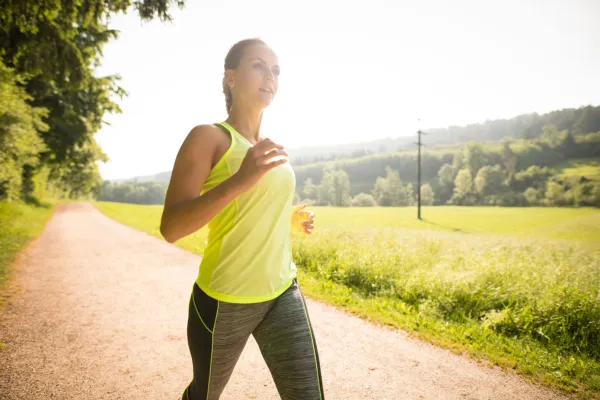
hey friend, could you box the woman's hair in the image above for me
[222,38,267,114]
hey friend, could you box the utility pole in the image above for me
[415,120,426,220]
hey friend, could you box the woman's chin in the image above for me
[257,98,273,109]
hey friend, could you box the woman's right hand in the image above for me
[233,138,289,192]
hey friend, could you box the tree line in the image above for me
[294,126,600,207]
[98,124,600,208]
[290,105,600,167]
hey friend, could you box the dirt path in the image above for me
[0,202,571,400]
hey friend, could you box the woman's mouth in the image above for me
[259,88,273,94]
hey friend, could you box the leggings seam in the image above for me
[192,291,214,334]
[297,283,324,400]
[206,300,219,400]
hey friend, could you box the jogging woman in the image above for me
[159,38,325,400]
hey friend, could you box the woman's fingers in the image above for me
[294,204,306,212]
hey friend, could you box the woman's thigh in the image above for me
[184,283,273,400]
[252,279,325,400]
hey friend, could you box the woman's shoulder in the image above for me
[188,123,223,137]
[184,123,229,147]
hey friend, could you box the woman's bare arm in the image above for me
[159,125,244,243]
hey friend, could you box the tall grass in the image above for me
[292,227,600,397]
[293,228,600,359]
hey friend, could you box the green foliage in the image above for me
[464,141,487,175]
[426,105,600,144]
[436,163,454,204]
[292,226,600,359]
[292,129,600,208]
[371,166,413,206]
[420,183,434,205]
[501,139,517,175]
[474,164,506,197]
[555,158,600,182]
[451,168,474,205]
[329,169,352,207]
[524,187,541,205]
[512,165,555,193]
[0,61,48,201]
[97,181,167,205]
[0,0,185,202]
[302,178,318,201]
[350,192,376,207]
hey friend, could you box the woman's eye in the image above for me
[253,63,264,70]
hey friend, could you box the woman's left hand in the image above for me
[292,204,315,235]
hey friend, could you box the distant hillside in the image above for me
[110,171,172,184]
[108,105,600,184]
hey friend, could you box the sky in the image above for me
[94,0,600,181]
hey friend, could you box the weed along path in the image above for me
[0,202,571,400]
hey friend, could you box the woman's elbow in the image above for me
[160,216,177,243]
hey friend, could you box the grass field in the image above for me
[93,201,600,399]
[555,158,600,182]
[0,200,56,310]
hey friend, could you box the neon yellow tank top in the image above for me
[195,121,297,303]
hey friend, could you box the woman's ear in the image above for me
[225,69,235,89]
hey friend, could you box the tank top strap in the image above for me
[216,121,254,147]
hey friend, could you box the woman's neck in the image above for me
[225,103,263,143]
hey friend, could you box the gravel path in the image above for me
[0,202,571,399]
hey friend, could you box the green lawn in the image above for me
[0,200,56,309]
[93,201,600,399]
[300,206,600,242]
[555,158,600,182]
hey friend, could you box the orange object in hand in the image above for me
[291,204,314,234]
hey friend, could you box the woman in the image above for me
[159,38,325,400]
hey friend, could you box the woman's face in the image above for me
[227,43,280,109]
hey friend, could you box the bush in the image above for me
[351,193,377,207]
[523,187,541,205]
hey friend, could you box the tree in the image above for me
[0,0,186,201]
[452,149,464,171]
[454,169,473,196]
[372,176,391,206]
[512,165,554,192]
[372,166,411,206]
[437,163,454,204]
[0,61,48,201]
[572,181,600,207]
[464,141,486,176]
[330,169,351,207]
[501,139,517,176]
[540,124,565,148]
[405,183,415,206]
[474,165,505,197]
[317,168,334,206]
[450,168,474,205]
[545,181,565,206]
[523,187,540,206]
[302,178,318,201]
[558,131,577,157]
[420,184,434,205]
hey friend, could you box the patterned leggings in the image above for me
[181,278,325,400]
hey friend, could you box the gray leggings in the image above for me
[182,278,325,400]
